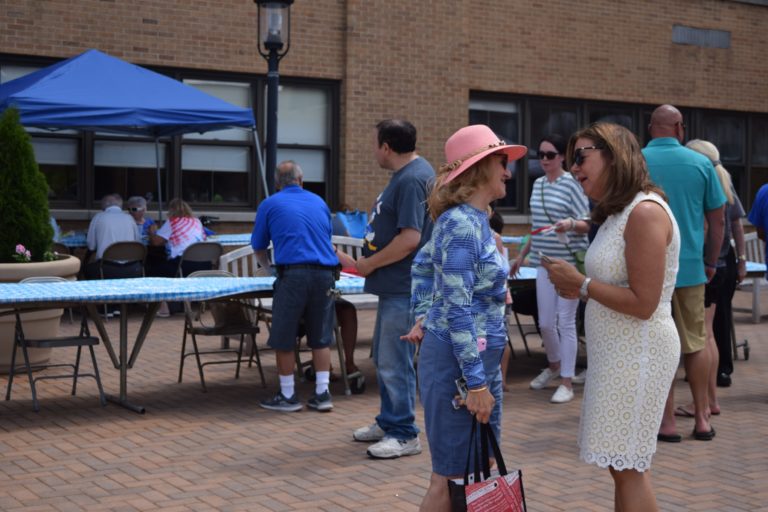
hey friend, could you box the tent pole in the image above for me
[155,138,163,221]
[253,126,269,197]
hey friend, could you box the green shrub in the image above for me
[0,107,53,263]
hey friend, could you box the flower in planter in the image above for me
[10,243,55,263]
[12,244,32,263]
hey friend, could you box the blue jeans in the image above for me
[372,296,419,440]
[418,331,504,476]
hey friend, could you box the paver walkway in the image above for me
[1,287,766,511]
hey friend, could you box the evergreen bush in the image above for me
[0,107,53,263]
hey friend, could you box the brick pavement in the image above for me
[0,287,766,511]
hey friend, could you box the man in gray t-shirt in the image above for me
[353,119,434,460]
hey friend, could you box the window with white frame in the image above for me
[274,84,331,198]
[181,79,254,205]
[469,97,522,209]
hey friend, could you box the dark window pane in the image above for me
[588,106,634,131]
[182,170,248,204]
[469,102,520,210]
[699,113,745,163]
[530,103,578,144]
[727,165,745,206]
[529,102,579,203]
[748,167,768,211]
[94,166,167,205]
[303,181,327,199]
[752,117,768,166]
[40,164,78,201]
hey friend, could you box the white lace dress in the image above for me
[579,192,681,472]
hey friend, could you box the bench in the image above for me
[218,236,379,309]
[737,231,765,323]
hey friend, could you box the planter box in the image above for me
[0,254,81,373]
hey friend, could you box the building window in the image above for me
[469,97,522,210]
[2,56,340,214]
[181,79,254,206]
[468,93,767,217]
[31,138,79,202]
[528,100,580,204]
[274,85,332,198]
[93,140,167,204]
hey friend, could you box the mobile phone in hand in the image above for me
[539,252,553,263]
[452,377,468,409]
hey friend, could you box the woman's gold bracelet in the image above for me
[468,386,488,393]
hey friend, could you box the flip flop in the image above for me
[693,427,716,441]
[674,406,695,418]
[657,433,682,443]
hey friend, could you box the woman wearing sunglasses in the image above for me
[401,124,526,511]
[544,123,680,511]
[511,134,590,403]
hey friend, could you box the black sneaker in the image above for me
[259,392,302,412]
[307,390,333,412]
[716,372,732,387]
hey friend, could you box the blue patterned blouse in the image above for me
[411,203,509,388]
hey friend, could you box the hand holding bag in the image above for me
[447,417,527,512]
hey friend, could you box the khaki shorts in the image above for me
[672,285,706,354]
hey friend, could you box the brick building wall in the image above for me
[2,0,767,213]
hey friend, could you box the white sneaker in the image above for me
[550,384,574,403]
[571,369,587,385]
[353,422,386,442]
[530,368,559,390]
[366,437,422,459]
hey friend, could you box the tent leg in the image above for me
[155,138,163,221]
[253,128,269,198]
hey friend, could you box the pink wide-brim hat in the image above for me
[440,124,527,186]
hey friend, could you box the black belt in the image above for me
[277,264,337,271]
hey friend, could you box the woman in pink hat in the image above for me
[401,124,526,510]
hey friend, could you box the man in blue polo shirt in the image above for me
[643,104,726,442]
[748,183,768,274]
[251,160,339,413]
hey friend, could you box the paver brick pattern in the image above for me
[1,288,766,511]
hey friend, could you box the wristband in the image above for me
[569,218,576,231]
[704,262,717,269]
[738,254,747,261]
[468,386,488,393]
[579,277,592,301]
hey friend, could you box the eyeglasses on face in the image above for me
[537,150,559,160]
[129,207,143,212]
[573,145,602,167]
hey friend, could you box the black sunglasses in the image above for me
[573,145,602,166]
[537,150,559,160]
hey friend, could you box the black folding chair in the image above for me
[5,276,106,412]
[179,270,266,392]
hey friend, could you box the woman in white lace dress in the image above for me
[544,123,680,512]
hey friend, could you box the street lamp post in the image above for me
[254,0,294,196]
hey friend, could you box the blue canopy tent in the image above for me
[0,49,264,217]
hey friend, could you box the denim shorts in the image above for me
[418,330,503,477]
[267,267,335,351]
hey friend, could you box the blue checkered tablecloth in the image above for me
[0,276,366,305]
[501,235,524,246]
[510,266,537,281]
[746,260,766,275]
[60,232,253,248]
